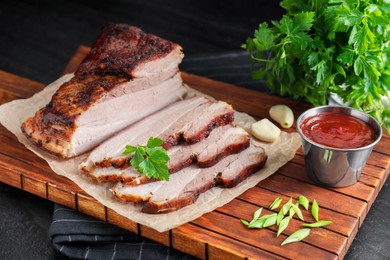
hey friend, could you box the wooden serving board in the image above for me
[0,46,389,259]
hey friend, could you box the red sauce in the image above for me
[300,112,376,149]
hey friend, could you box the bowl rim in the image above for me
[296,105,383,152]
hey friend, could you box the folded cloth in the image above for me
[49,51,262,259]
[49,204,196,260]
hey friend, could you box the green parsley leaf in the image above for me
[254,23,275,51]
[147,136,163,147]
[337,49,355,66]
[122,137,170,181]
[293,12,315,32]
[244,0,390,133]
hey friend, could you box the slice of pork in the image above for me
[21,24,185,158]
[22,74,185,158]
[112,146,267,214]
[86,125,250,183]
[80,97,234,172]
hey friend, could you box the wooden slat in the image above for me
[171,224,207,259]
[236,187,358,238]
[0,46,388,259]
[370,135,390,155]
[22,175,47,199]
[191,211,338,259]
[216,199,348,256]
[173,224,285,260]
[257,174,367,219]
[277,162,376,203]
[139,225,170,247]
[0,164,22,188]
[363,163,388,180]
[77,194,106,221]
[47,183,77,210]
[294,152,389,180]
[0,71,44,98]
[106,208,138,234]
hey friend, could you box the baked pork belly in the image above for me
[86,124,250,183]
[21,24,185,158]
[80,97,234,172]
[112,146,267,213]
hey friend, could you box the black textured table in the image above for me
[0,1,389,259]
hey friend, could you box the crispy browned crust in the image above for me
[113,191,149,204]
[218,154,268,188]
[93,173,123,183]
[141,180,216,214]
[21,118,69,158]
[168,155,195,174]
[161,133,181,150]
[75,23,180,78]
[197,137,250,168]
[93,157,131,169]
[21,24,181,158]
[122,176,160,186]
[183,111,235,143]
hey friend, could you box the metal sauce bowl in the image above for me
[296,106,382,187]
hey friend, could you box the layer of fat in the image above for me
[107,64,180,97]
[131,45,184,78]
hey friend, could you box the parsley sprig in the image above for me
[122,137,170,181]
[243,0,390,133]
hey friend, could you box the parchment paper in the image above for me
[0,74,301,232]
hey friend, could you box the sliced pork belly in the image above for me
[22,74,185,158]
[21,24,184,158]
[112,146,267,213]
[86,125,249,183]
[80,97,234,172]
[85,167,125,183]
[195,125,250,168]
[218,147,268,188]
[112,166,214,206]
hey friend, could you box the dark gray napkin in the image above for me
[49,204,195,260]
[49,51,262,259]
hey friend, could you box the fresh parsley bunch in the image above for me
[243,0,390,132]
[123,137,170,181]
